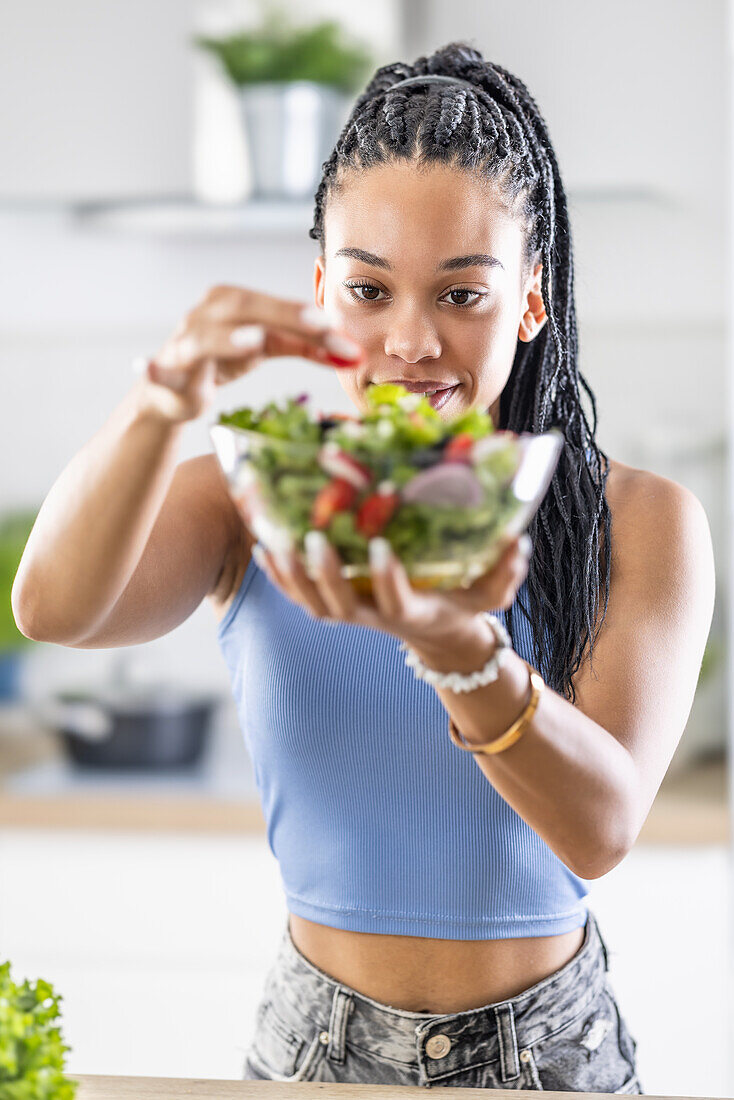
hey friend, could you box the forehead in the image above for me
[324,160,524,267]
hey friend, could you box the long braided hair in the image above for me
[309,41,612,704]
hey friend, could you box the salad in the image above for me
[214,383,559,589]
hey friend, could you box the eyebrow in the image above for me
[333,247,504,272]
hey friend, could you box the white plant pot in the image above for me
[239,80,350,200]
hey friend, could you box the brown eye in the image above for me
[344,282,386,303]
[442,287,485,309]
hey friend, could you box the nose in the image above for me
[383,304,442,364]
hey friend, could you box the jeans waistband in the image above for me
[265,909,610,1084]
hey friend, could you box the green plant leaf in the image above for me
[193,12,374,92]
[0,961,77,1099]
[697,636,724,689]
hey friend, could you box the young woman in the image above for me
[13,41,714,1094]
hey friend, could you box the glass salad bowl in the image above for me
[209,384,564,595]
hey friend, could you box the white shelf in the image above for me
[0,187,682,239]
[58,186,677,238]
[70,196,316,237]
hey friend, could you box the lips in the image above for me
[375,380,459,393]
[427,385,459,411]
[367,378,461,412]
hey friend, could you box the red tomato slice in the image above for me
[443,432,475,464]
[355,491,400,538]
[311,478,357,529]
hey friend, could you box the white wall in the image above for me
[413,0,727,210]
[0,0,198,200]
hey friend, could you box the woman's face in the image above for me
[313,160,547,427]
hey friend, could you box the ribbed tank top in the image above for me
[216,551,591,939]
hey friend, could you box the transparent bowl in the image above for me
[210,417,564,595]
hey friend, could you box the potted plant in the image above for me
[0,507,39,703]
[193,5,374,200]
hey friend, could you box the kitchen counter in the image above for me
[0,702,728,842]
[70,1074,701,1099]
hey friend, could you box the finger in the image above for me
[303,531,360,620]
[273,542,337,621]
[196,285,325,332]
[156,321,266,371]
[193,285,365,364]
[254,543,310,611]
[258,328,364,370]
[252,543,290,595]
[492,546,531,610]
[367,537,425,626]
[452,536,530,612]
[159,322,363,376]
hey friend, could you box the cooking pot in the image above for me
[33,681,222,770]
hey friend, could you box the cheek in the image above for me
[461,303,522,365]
[333,368,366,411]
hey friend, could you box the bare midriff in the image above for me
[288,912,586,1014]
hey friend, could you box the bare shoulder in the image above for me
[199,453,254,625]
[603,455,712,570]
[575,451,715,689]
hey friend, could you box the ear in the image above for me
[518,261,548,343]
[314,254,326,308]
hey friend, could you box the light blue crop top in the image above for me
[216,551,590,939]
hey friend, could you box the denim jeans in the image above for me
[242,908,643,1093]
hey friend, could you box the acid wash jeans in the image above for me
[242,908,643,1093]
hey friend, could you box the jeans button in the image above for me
[425,1033,452,1059]
[318,1031,329,1045]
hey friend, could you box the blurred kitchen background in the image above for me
[0,0,731,1095]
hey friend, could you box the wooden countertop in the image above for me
[70,1073,698,1099]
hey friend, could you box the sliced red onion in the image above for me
[401,464,484,507]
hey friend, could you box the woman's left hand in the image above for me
[252,532,532,651]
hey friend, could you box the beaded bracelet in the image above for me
[398,612,513,693]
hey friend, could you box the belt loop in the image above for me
[326,985,352,1065]
[493,1002,520,1082]
[591,910,610,972]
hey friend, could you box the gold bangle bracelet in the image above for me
[447,660,545,755]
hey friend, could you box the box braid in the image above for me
[309,41,612,705]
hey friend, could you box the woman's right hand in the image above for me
[136,284,365,423]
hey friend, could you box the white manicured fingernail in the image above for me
[230,324,265,349]
[304,529,329,570]
[131,355,150,376]
[324,332,363,360]
[519,534,532,557]
[274,547,293,574]
[299,305,331,331]
[369,537,392,571]
[252,543,267,570]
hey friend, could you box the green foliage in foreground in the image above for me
[0,961,77,1099]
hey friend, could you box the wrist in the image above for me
[129,376,199,428]
[403,614,498,675]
